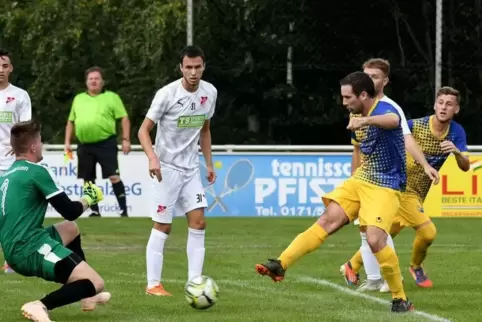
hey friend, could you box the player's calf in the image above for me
[367,226,410,309]
[146,222,172,296]
[54,221,87,266]
[409,221,436,288]
[256,202,345,282]
[55,221,112,307]
[186,208,206,281]
[22,256,106,321]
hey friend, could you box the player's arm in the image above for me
[112,93,130,141]
[404,119,430,169]
[19,91,32,121]
[350,132,361,174]
[65,121,75,145]
[363,113,400,130]
[200,120,213,167]
[200,93,216,169]
[138,88,168,159]
[405,134,441,184]
[35,167,102,221]
[404,118,440,183]
[138,118,157,160]
[65,98,76,149]
[448,126,470,172]
[138,88,168,180]
[453,150,470,172]
[48,192,90,221]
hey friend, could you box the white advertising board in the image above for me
[43,151,152,218]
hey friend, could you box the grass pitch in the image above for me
[0,217,480,321]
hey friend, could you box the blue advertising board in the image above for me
[201,154,352,217]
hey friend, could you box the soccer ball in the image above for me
[184,275,219,310]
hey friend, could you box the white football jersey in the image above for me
[380,95,410,136]
[0,84,32,170]
[146,79,217,172]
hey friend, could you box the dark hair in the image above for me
[0,49,10,61]
[437,86,460,104]
[179,45,205,65]
[11,120,41,155]
[85,66,104,80]
[340,71,375,98]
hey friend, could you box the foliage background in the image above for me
[0,0,480,145]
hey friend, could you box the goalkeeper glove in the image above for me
[82,181,104,206]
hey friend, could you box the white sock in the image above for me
[386,234,395,250]
[146,228,168,288]
[360,232,382,280]
[187,228,205,281]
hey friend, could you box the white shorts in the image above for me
[150,166,207,224]
[353,219,360,225]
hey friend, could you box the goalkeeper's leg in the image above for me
[50,221,111,311]
[23,255,106,321]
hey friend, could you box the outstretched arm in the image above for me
[48,193,90,221]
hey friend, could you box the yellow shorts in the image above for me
[322,178,401,234]
[393,193,431,228]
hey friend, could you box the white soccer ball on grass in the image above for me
[184,275,219,310]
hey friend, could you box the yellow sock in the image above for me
[411,222,437,268]
[374,245,406,300]
[349,250,363,273]
[278,223,328,269]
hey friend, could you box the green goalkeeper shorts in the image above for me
[9,225,73,282]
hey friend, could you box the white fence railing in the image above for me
[44,144,482,152]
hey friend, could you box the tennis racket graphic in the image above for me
[200,163,228,212]
[207,159,255,212]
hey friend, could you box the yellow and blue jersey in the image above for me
[351,100,406,191]
[406,115,468,200]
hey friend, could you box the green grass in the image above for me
[0,217,480,321]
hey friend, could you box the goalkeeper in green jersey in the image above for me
[0,120,109,322]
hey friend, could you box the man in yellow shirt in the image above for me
[64,66,131,217]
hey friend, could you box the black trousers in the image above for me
[76,136,119,181]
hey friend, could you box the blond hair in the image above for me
[362,58,390,77]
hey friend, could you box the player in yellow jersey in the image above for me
[343,86,469,291]
[255,71,414,313]
[341,58,439,292]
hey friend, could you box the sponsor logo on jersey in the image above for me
[0,112,12,123]
[177,114,206,128]
[157,205,166,214]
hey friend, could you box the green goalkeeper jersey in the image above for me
[0,160,63,263]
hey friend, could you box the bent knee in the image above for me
[317,208,348,234]
[61,221,80,236]
[57,221,80,243]
[417,222,437,244]
[366,229,387,253]
[189,218,206,230]
[153,222,172,234]
[187,208,206,230]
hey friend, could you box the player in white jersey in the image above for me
[138,45,217,296]
[0,49,32,274]
[340,58,439,292]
